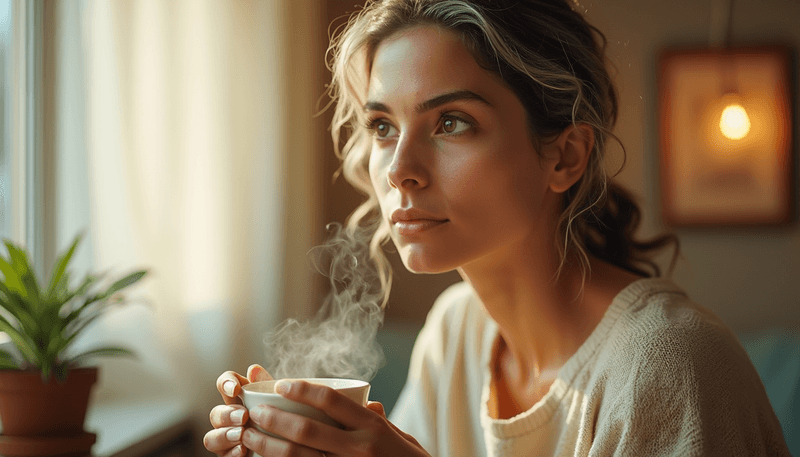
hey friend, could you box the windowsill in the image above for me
[86,395,194,457]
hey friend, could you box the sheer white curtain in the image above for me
[50,0,323,422]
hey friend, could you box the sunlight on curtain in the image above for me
[46,0,324,430]
[82,0,283,406]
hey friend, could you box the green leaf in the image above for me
[53,362,70,382]
[62,304,93,332]
[45,320,68,360]
[75,273,102,297]
[50,271,71,307]
[61,291,106,333]
[0,348,21,370]
[68,346,135,367]
[38,298,65,332]
[19,269,42,308]
[101,270,148,299]
[2,241,32,278]
[0,256,24,296]
[60,274,103,323]
[0,360,20,370]
[59,311,105,356]
[0,281,40,335]
[46,233,82,300]
[0,236,147,377]
[0,316,37,364]
[41,361,51,382]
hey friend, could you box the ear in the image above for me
[547,123,594,194]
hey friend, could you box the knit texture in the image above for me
[389,278,790,456]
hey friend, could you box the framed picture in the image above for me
[658,45,795,227]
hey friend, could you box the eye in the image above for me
[438,114,473,135]
[366,117,398,139]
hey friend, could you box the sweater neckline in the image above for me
[479,276,685,438]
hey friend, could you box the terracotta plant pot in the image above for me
[0,367,98,436]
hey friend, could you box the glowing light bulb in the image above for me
[719,103,751,140]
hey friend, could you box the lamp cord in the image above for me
[709,0,735,48]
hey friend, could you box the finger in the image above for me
[386,419,421,447]
[274,380,373,428]
[216,371,251,405]
[242,425,331,457]
[222,445,248,457]
[248,404,348,453]
[246,364,273,382]
[364,402,417,445]
[366,401,385,417]
[209,404,249,428]
[203,426,246,454]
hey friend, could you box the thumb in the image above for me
[246,364,273,382]
[366,401,386,417]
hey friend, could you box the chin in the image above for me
[399,248,459,275]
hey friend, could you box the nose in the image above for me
[386,135,429,190]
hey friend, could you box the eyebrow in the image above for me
[363,89,492,115]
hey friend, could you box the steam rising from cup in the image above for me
[263,223,386,381]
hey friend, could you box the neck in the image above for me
[458,237,635,388]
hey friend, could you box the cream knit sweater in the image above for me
[389,278,790,456]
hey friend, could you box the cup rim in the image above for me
[242,378,369,394]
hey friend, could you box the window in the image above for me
[0,0,11,240]
[0,0,42,277]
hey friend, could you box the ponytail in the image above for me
[581,182,679,278]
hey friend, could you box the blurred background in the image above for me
[0,0,798,455]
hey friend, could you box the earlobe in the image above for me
[548,124,594,193]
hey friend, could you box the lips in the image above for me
[390,208,448,236]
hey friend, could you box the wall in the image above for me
[588,0,800,333]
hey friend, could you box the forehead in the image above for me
[366,26,500,106]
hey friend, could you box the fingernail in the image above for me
[223,380,236,397]
[226,427,242,441]
[231,445,242,457]
[231,409,245,425]
[275,380,291,395]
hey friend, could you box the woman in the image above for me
[203,1,790,456]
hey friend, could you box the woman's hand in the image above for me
[204,364,273,456]
[242,379,430,457]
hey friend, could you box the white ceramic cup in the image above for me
[240,378,370,456]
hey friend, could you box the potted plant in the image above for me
[0,233,147,453]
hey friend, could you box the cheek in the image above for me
[437,144,509,207]
[368,149,387,194]
[368,148,394,216]
[435,142,488,194]
[441,143,543,224]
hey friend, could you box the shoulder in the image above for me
[602,278,755,387]
[594,278,789,455]
[609,278,749,371]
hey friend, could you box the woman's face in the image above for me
[366,26,560,274]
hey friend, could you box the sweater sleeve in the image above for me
[592,306,791,457]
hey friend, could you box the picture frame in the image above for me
[657,45,795,227]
